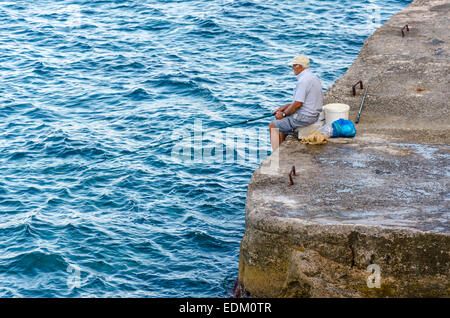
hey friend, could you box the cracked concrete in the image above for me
[238,0,449,298]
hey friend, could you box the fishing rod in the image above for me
[355,74,372,124]
[85,112,274,168]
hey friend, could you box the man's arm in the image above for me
[275,80,306,117]
[283,101,303,116]
[274,101,303,119]
[273,103,291,114]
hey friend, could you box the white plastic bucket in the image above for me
[324,103,350,125]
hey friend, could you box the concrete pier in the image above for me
[238,0,449,297]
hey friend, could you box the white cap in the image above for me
[289,55,310,68]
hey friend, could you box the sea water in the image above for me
[0,0,411,297]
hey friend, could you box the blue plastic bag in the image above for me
[331,119,356,138]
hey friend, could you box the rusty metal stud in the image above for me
[401,24,409,37]
[352,80,364,96]
[288,165,297,186]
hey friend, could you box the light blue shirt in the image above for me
[292,68,323,120]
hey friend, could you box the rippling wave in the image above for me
[0,0,411,297]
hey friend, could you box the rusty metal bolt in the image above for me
[352,80,364,96]
[401,24,409,37]
[288,165,297,186]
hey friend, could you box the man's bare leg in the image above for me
[269,122,286,151]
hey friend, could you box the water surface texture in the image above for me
[0,0,411,297]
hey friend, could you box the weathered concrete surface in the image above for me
[325,0,450,144]
[238,0,449,298]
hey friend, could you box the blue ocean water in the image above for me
[0,0,411,297]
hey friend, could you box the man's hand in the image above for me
[275,111,284,120]
[272,104,290,115]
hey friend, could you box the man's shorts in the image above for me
[272,113,318,134]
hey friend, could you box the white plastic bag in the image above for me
[318,123,333,138]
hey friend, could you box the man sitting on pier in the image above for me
[269,54,323,150]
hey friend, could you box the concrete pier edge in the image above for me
[237,0,449,298]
